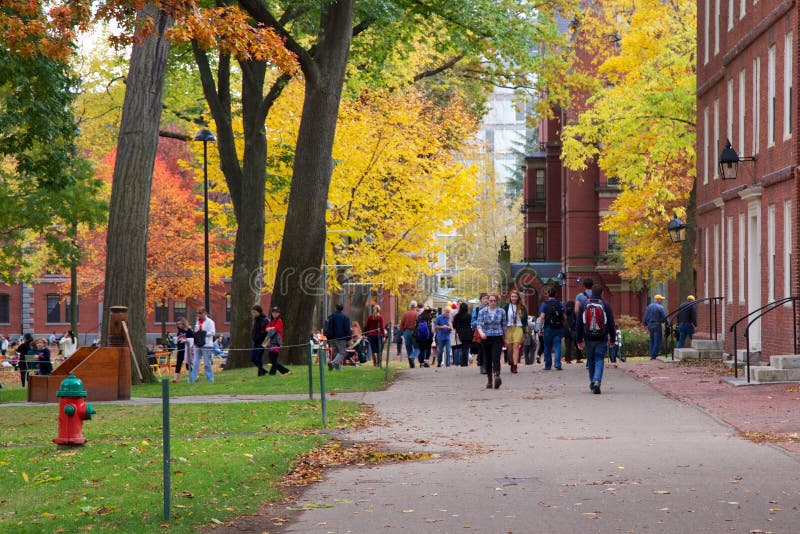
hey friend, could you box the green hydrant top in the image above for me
[56,373,88,398]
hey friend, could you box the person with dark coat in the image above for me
[453,302,473,367]
[32,337,53,376]
[172,317,193,382]
[676,295,698,348]
[250,305,269,376]
[576,286,617,395]
[564,300,583,364]
[16,333,33,387]
[325,304,352,370]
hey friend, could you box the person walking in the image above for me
[58,330,78,360]
[325,303,352,370]
[364,305,385,367]
[503,289,528,373]
[189,308,215,383]
[173,317,193,383]
[393,324,402,358]
[415,307,434,367]
[434,306,453,367]
[574,277,594,314]
[399,301,420,368]
[264,306,290,375]
[643,294,668,359]
[576,285,617,394]
[564,300,578,364]
[453,302,473,367]
[539,286,566,370]
[250,305,269,376]
[476,293,507,389]
[32,337,53,375]
[676,295,698,349]
[471,293,489,374]
[16,333,33,387]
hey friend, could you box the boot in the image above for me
[486,377,493,388]
[494,374,502,389]
[408,358,415,368]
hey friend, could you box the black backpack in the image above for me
[544,300,563,328]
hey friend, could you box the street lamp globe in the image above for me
[667,213,687,243]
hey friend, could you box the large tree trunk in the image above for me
[101,5,172,383]
[272,1,355,364]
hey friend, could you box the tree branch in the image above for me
[413,53,465,82]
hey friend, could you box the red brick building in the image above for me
[696,0,798,358]
[520,111,646,320]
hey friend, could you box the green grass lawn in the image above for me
[0,364,398,532]
[0,363,396,403]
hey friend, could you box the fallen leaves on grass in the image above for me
[742,431,800,443]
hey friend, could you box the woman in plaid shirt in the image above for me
[476,292,507,389]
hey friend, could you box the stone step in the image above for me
[735,349,762,363]
[692,339,724,350]
[769,355,800,369]
[672,348,724,360]
[749,366,800,382]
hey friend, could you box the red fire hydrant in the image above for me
[53,373,96,446]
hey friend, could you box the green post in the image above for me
[317,342,327,427]
[307,341,313,399]
[162,378,170,521]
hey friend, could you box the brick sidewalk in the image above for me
[622,359,800,458]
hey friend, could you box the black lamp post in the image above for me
[667,212,687,243]
[719,138,756,180]
[194,128,216,313]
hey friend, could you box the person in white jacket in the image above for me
[189,308,216,383]
[58,331,78,360]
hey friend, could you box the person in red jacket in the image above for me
[364,305,385,367]
[263,306,290,375]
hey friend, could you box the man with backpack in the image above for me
[325,304,352,370]
[575,285,617,395]
[538,286,566,370]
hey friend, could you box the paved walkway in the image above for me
[218,362,800,533]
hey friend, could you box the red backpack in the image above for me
[584,300,607,339]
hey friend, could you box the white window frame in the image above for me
[784,32,793,140]
[703,106,710,184]
[738,69,746,148]
[738,213,745,303]
[740,0,746,19]
[714,0,720,55]
[727,216,734,303]
[705,0,710,64]
[727,78,734,143]
[705,228,710,296]
[753,57,761,155]
[728,0,734,30]
[785,200,793,300]
[714,224,720,297]
[768,44,776,147]
[713,99,720,179]
[768,204,775,302]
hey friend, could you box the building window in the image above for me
[714,224,720,297]
[704,229,709,296]
[173,300,187,323]
[713,99,719,179]
[65,297,79,324]
[738,69,746,149]
[768,204,775,301]
[225,294,232,323]
[534,228,545,261]
[727,78,734,142]
[753,57,761,154]
[484,128,495,152]
[727,0,733,30]
[727,216,733,303]
[534,169,545,205]
[784,32,792,139]
[0,294,8,324]
[704,0,710,64]
[714,0,720,55]
[608,230,619,252]
[155,300,169,323]
[703,106,709,184]
[784,200,792,299]
[46,294,61,324]
[768,44,776,146]
[738,213,745,303]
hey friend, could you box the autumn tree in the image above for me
[541,0,696,295]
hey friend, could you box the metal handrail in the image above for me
[729,296,799,382]
[663,297,723,359]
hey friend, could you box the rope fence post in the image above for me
[162,378,171,521]
[317,341,327,428]
[307,341,313,399]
